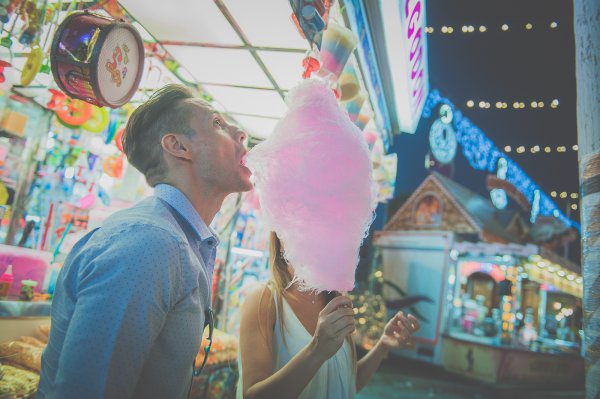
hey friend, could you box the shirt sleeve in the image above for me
[48,224,184,399]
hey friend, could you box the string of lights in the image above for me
[422,90,579,230]
[550,192,579,199]
[466,99,560,109]
[425,21,559,34]
[504,144,578,154]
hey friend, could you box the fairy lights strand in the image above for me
[465,99,560,109]
[504,144,578,154]
[425,22,559,34]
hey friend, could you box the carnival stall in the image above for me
[373,172,583,387]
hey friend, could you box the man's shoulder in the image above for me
[101,197,182,238]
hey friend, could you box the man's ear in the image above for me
[161,133,192,161]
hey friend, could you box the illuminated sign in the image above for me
[345,0,392,150]
[381,0,430,134]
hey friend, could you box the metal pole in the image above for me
[573,1,600,397]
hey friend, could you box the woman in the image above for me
[237,233,420,399]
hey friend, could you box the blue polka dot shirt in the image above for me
[38,184,218,399]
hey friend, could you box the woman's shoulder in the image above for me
[241,282,277,333]
[242,283,276,314]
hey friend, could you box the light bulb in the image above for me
[479,26,487,32]
[504,146,512,152]
[572,144,579,151]
[467,100,474,107]
[526,23,533,30]
[502,24,509,31]
[550,22,558,28]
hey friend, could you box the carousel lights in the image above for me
[545,147,551,153]
[550,22,558,28]
[553,302,562,310]
[550,191,557,197]
[516,146,525,153]
[505,146,512,152]
[557,270,566,277]
[576,277,583,284]
[479,25,487,32]
[571,203,578,210]
[560,192,567,198]
[466,100,475,107]
[502,24,509,31]
[570,193,579,199]
[423,90,579,229]
[525,23,533,30]
[567,274,575,281]
[572,144,579,151]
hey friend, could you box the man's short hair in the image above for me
[121,84,212,186]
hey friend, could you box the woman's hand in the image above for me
[310,295,355,361]
[379,311,420,350]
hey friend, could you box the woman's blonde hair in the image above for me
[265,232,357,370]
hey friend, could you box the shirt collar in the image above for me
[154,184,220,245]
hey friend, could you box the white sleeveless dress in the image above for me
[237,293,356,399]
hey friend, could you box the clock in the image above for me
[429,119,457,164]
[490,188,508,210]
[490,157,509,210]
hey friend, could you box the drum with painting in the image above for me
[50,11,144,108]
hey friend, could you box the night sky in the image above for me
[391,0,579,224]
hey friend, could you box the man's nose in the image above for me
[234,127,247,144]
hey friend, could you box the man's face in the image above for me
[187,102,253,194]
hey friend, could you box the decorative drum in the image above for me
[51,11,144,108]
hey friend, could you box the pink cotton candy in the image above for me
[246,79,377,292]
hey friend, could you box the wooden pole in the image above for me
[574,1,600,397]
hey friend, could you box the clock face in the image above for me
[429,119,457,164]
[490,188,508,210]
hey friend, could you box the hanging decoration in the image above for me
[50,10,144,108]
[82,106,110,133]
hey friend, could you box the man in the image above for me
[38,84,253,398]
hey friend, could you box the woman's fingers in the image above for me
[320,295,352,315]
[326,307,355,324]
[337,322,356,337]
[407,314,420,332]
[332,315,356,334]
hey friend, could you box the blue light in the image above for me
[423,89,579,230]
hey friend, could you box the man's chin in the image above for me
[240,179,254,192]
